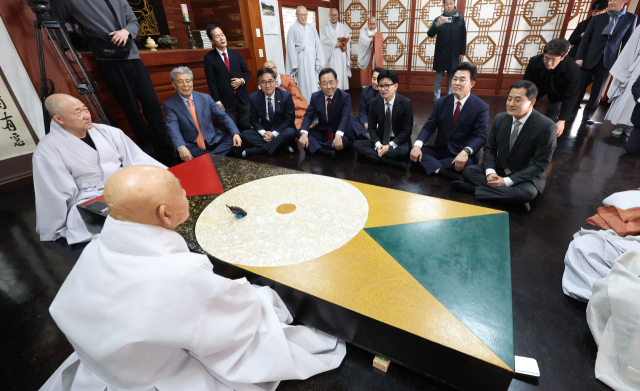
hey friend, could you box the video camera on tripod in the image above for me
[28,0,112,134]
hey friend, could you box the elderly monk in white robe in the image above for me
[33,94,165,245]
[605,27,640,136]
[286,6,325,103]
[321,8,351,91]
[358,16,383,87]
[39,165,346,391]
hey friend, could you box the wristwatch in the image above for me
[464,147,472,155]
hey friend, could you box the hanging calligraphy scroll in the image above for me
[0,66,39,184]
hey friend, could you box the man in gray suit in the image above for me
[452,81,557,211]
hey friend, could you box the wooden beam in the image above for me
[405,0,418,91]
[559,0,577,39]
[494,0,519,95]
[238,0,265,93]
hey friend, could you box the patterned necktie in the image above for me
[188,99,206,150]
[509,120,521,152]
[452,101,461,126]
[267,97,274,130]
[383,102,392,145]
[327,97,334,141]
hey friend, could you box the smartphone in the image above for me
[445,17,452,23]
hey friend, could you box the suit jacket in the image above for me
[576,11,637,69]
[631,74,640,126]
[300,89,354,140]
[567,17,592,59]
[163,91,239,155]
[358,85,380,125]
[278,73,307,129]
[523,54,580,121]
[249,88,295,133]
[482,109,557,193]
[367,93,413,147]
[416,93,489,156]
[204,48,251,108]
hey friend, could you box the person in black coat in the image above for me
[453,81,557,211]
[567,0,608,60]
[523,38,580,137]
[354,69,413,170]
[624,73,640,154]
[204,24,252,131]
[427,0,466,100]
[350,67,384,140]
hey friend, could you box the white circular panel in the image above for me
[195,174,369,267]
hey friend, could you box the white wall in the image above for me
[318,7,330,32]
[261,0,286,72]
[0,16,45,140]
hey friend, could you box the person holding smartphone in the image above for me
[428,0,467,101]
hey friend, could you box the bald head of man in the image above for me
[368,16,377,31]
[296,6,307,25]
[45,93,93,137]
[263,61,278,74]
[329,8,339,23]
[104,165,189,230]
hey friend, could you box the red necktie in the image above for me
[326,97,334,141]
[452,101,461,126]
[223,52,236,95]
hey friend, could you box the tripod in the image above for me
[31,1,112,134]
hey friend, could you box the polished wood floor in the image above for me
[2,89,637,390]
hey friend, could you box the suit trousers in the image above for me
[306,131,352,154]
[224,100,251,131]
[419,145,476,174]
[462,165,538,203]
[434,70,454,100]
[350,117,369,137]
[241,128,295,155]
[189,134,234,158]
[573,58,610,120]
[545,102,562,123]
[354,139,410,163]
[624,127,640,154]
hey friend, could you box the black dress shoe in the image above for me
[451,180,476,195]
[438,168,464,181]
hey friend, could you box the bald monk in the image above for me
[40,165,346,391]
[263,61,308,129]
[33,93,165,245]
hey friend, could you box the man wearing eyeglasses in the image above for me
[263,61,308,129]
[163,67,242,162]
[298,68,354,159]
[523,38,580,137]
[244,68,296,157]
[354,69,413,170]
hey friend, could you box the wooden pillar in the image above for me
[239,0,266,94]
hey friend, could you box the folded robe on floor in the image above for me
[587,206,640,236]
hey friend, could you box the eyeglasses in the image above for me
[259,80,276,86]
[320,81,336,87]
[542,55,561,64]
[378,83,395,90]
[176,79,193,85]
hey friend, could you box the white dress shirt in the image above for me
[259,92,280,137]
[485,109,533,187]
[413,93,472,151]
[215,47,245,105]
[300,94,344,137]
[375,95,398,149]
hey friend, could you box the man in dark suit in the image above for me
[298,68,354,159]
[567,0,608,60]
[523,38,580,137]
[353,69,413,170]
[163,67,242,161]
[204,24,252,130]
[573,0,637,124]
[453,81,557,211]
[410,62,489,181]
[244,68,296,157]
[351,67,385,140]
[624,73,640,154]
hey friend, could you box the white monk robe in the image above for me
[320,21,351,91]
[286,20,325,103]
[357,25,377,70]
[33,121,165,245]
[39,216,346,391]
[605,27,640,127]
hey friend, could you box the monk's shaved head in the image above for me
[369,16,376,22]
[104,166,189,230]
[263,61,276,68]
[45,93,81,118]
[296,5,307,13]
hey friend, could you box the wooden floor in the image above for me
[1,89,637,391]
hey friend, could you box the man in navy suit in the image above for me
[163,67,242,161]
[244,68,296,157]
[624,73,640,154]
[410,62,489,181]
[204,24,252,130]
[354,69,413,170]
[573,0,637,124]
[298,68,354,159]
[350,67,384,140]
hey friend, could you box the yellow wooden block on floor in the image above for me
[373,356,391,372]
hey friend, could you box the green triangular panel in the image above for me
[364,213,514,370]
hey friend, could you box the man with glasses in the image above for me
[263,61,308,129]
[244,68,296,157]
[523,38,580,137]
[410,62,489,181]
[163,67,241,161]
[298,68,354,159]
[351,67,385,140]
[354,69,413,170]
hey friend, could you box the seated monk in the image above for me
[33,93,165,245]
[39,165,346,391]
[263,60,308,129]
